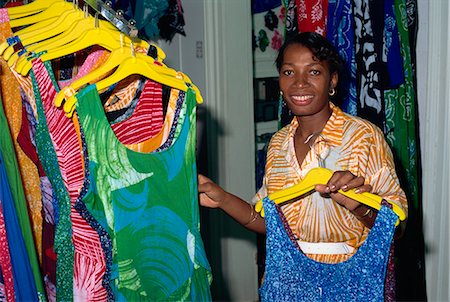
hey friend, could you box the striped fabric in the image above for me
[111,80,163,144]
[253,102,407,264]
[125,88,181,153]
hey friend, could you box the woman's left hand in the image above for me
[314,170,372,211]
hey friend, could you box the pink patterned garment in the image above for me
[0,203,16,302]
[0,9,9,24]
[31,58,164,300]
[32,59,108,301]
[296,0,328,36]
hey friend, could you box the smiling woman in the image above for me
[198,31,408,300]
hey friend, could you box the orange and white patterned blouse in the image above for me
[252,103,408,263]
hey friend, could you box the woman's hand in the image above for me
[314,170,372,211]
[198,174,267,234]
[198,174,228,208]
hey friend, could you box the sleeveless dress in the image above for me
[260,197,397,301]
[76,84,212,301]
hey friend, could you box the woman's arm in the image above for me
[198,174,266,234]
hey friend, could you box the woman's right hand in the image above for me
[198,174,228,208]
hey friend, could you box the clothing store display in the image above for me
[0,1,211,301]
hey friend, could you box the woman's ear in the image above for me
[330,72,338,89]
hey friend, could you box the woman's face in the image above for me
[279,43,337,119]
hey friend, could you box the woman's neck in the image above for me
[294,105,332,140]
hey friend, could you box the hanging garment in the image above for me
[158,0,187,42]
[352,0,385,129]
[295,0,328,35]
[125,88,185,153]
[382,0,404,88]
[110,80,164,144]
[1,20,45,248]
[30,62,76,302]
[76,83,212,301]
[260,196,397,301]
[0,17,46,295]
[0,150,39,301]
[384,0,426,300]
[326,0,357,115]
[283,0,298,39]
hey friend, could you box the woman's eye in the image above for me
[311,70,320,75]
[282,70,294,76]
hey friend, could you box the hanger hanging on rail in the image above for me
[2,5,85,61]
[58,44,203,118]
[254,167,406,226]
[0,1,77,56]
[15,15,142,75]
[8,0,75,28]
[6,0,63,19]
[10,13,120,68]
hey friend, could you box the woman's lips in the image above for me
[290,94,314,105]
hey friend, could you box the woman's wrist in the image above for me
[244,203,258,226]
[351,204,373,219]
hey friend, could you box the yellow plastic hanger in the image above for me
[254,167,406,226]
[52,39,200,112]
[93,56,203,103]
[0,16,59,56]
[54,42,180,101]
[17,21,149,75]
[8,1,76,28]
[60,54,201,118]
[0,1,76,60]
[7,0,62,19]
[10,16,117,68]
[0,18,56,56]
[2,8,83,61]
[5,8,85,61]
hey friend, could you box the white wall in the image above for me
[418,1,450,301]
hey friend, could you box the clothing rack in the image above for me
[84,0,138,38]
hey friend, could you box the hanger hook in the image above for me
[131,40,135,57]
[83,4,88,18]
[119,33,124,48]
[94,12,99,28]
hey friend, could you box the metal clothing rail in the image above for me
[83,0,138,38]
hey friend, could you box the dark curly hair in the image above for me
[275,32,347,104]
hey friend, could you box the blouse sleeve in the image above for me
[363,125,408,218]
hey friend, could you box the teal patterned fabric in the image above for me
[76,84,212,301]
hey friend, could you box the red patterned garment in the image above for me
[296,0,328,36]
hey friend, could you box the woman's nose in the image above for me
[294,73,309,87]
